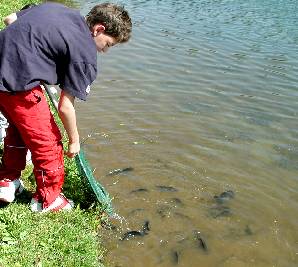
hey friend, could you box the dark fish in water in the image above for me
[121,220,150,241]
[214,190,235,204]
[107,167,134,176]
[220,190,235,198]
[194,231,208,252]
[156,185,178,192]
[209,205,232,218]
[245,225,253,235]
[143,220,150,232]
[130,188,149,194]
[171,250,179,265]
[121,230,144,240]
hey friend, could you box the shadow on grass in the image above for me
[15,188,33,204]
[0,188,32,209]
[0,201,9,209]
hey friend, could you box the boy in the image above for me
[0,2,132,212]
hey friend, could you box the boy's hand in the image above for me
[66,141,80,158]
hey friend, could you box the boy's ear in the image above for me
[91,24,106,37]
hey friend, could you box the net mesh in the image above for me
[75,150,114,215]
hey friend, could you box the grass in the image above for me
[0,146,107,267]
[0,0,41,29]
[0,204,103,267]
[0,2,108,266]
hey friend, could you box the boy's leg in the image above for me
[0,104,27,202]
[0,87,65,208]
[31,141,65,208]
[0,123,28,180]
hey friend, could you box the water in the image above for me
[65,0,298,266]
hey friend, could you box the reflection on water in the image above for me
[62,0,298,266]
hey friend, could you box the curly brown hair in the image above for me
[86,3,132,43]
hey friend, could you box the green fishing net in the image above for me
[75,150,114,215]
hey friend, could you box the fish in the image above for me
[210,190,235,218]
[121,220,150,241]
[214,190,235,204]
[171,250,179,264]
[143,220,150,232]
[156,185,178,192]
[130,188,149,194]
[194,231,208,252]
[244,225,253,235]
[121,231,144,240]
[106,167,134,176]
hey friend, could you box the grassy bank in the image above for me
[0,0,40,29]
[0,2,106,267]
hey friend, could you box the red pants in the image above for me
[0,86,64,208]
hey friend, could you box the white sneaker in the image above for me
[30,193,74,212]
[0,178,24,203]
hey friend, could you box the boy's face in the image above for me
[91,24,117,53]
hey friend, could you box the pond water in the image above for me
[60,0,298,266]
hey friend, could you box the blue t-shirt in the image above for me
[0,2,97,100]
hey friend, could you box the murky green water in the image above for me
[60,0,298,266]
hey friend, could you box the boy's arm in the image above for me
[58,90,80,158]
